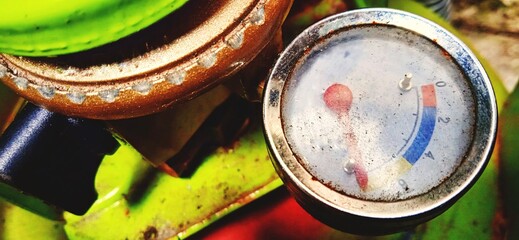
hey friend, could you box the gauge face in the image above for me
[281,25,476,201]
[264,8,497,233]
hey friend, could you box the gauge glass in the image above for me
[264,9,497,234]
[282,25,476,200]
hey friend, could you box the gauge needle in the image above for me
[324,83,368,191]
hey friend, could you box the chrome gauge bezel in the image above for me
[263,8,497,234]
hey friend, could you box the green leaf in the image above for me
[499,80,519,238]
[355,0,388,8]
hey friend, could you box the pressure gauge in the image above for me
[263,9,497,235]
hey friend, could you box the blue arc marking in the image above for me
[402,84,437,165]
[403,107,437,164]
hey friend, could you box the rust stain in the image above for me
[441,49,452,60]
[143,226,158,240]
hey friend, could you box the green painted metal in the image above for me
[0,181,61,221]
[0,200,67,239]
[0,0,188,56]
[63,129,281,239]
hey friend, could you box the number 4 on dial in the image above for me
[425,151,435,160]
